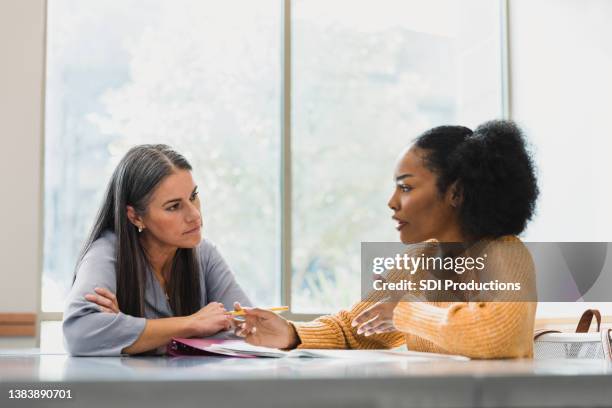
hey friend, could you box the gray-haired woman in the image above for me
[63,144,251,356]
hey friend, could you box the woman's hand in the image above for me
[185,302,232,337]
[351,300,398,336]
[84,287,120,314]
[234,303,299,349]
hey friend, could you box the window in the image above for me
[291,0,503,312]
[43,0,504,317]
[44,0,281,311]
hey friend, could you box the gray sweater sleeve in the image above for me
[201,241,252,310]
[62,234,146,356]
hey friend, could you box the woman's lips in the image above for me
[184,226,201,235]
[393,216,407,231]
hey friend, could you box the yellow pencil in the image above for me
[229,306,289,316]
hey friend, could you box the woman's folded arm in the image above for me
[63,234,148,356]
[393,300,536,358]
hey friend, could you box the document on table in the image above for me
[205,341,469,361]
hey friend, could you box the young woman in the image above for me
[62,144,251,356]
[235,120,539,359]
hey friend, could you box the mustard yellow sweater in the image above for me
[293,236,537,359]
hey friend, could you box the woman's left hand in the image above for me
[84,287,120,314]
[351,300,398,336]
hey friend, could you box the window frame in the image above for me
[39,0,510,326]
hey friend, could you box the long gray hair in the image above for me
[75,144,202,317]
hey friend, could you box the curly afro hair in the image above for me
[414,120,539,239]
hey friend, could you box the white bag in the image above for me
[534,309,612,360]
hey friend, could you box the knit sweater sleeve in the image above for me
[291,241,440,350]
[293,301,406,350]
[392,237,537,358]
[293,264,414,349]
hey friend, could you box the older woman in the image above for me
[236,120,539,359]
[63,144,251,356]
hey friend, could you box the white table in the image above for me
[1,350,611,408]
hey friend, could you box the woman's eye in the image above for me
[166,204,179,211]
[399,185,412,193]
[190,191,199,201]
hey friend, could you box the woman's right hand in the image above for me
[234,303,300,349]
[185,302,232,337]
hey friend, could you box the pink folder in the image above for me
[167,338,256,358]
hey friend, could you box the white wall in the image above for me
[511,0,612,242]
[0,0,46,347]
[509,0,612,317]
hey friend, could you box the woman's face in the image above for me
[388,146,461,244]
[138,169,203,249]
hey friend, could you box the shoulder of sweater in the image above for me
[479,235,526,251]
[85,230,117,258]
[482,234,528,254]
[196,238,221,264]
[198,237,217,252]
[482,235,534,277]
[195,239,228,275]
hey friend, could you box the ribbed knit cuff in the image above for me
[293,319,346,349]
[392,301,446,342]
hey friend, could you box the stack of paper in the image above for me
[169,338,469,361]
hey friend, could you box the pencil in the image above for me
[229,306,289,316]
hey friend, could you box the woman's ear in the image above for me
[126,205,145,230]
[447,181,463,208]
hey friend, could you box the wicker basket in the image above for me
[534,309,612,360]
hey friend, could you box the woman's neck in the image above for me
[139,234,177,281]
[435,224,491,261]
[435,226,467,243]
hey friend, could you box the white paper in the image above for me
[206,342,469,361]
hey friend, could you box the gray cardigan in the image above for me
[62,231,251,356]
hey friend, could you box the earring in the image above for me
[138,226,143,233]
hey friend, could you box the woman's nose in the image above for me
[185,201,201,223]
[388,190,399,211]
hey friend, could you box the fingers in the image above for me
[84,293,116,311]
[229,315,244,324]
[227,302,244,323]
[234,321,257,338]
[234,311,261,337]
[234,323,246,337]
[364,323,396,335]
[203,302,226,314]
[352,309,374,327]
[94,287,117,304]
[85,288,120,313]
[94,287,119,311]
[244,328,261,346]
[210,311,232,332]
[357,316,395,336]
[240,315,257,334]
[355,315,379,335]
[235,324,247,337]
[376,325,396,333]
[352,302,383,327]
